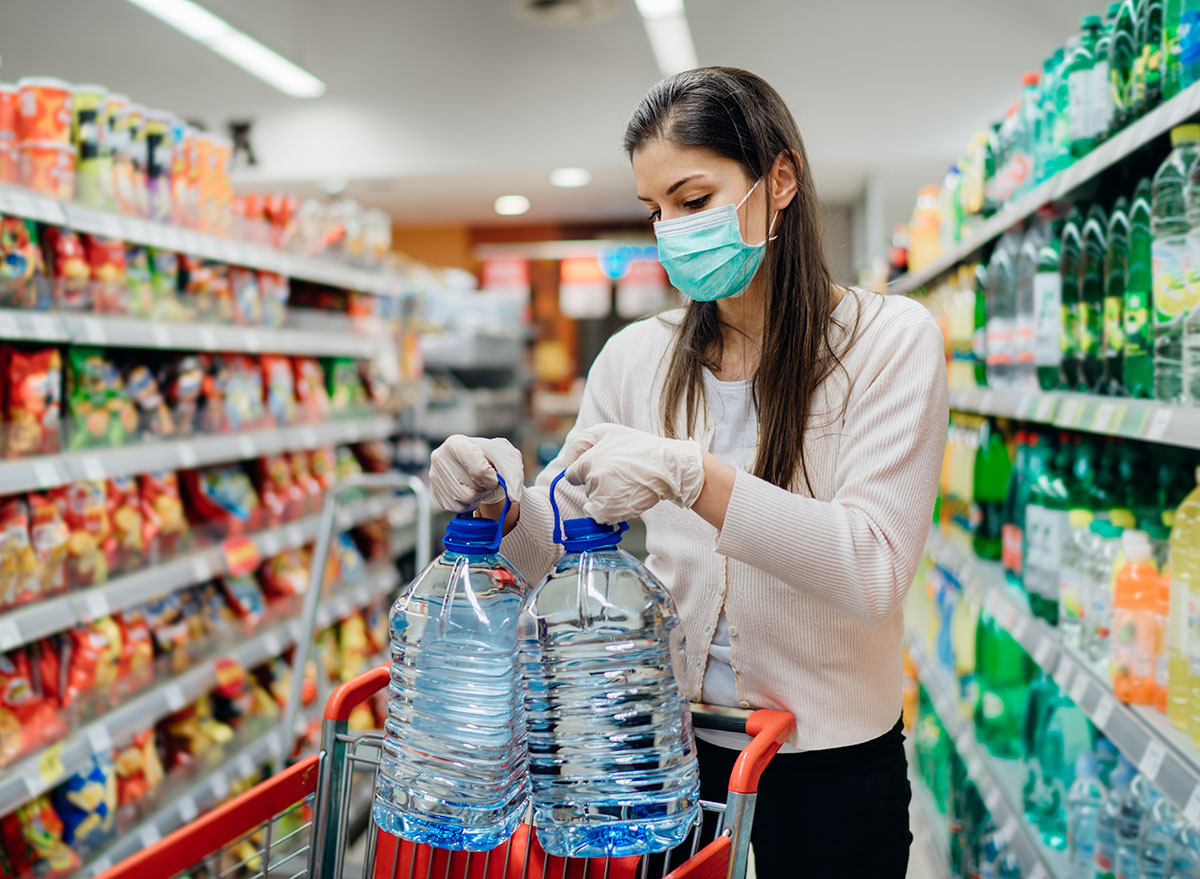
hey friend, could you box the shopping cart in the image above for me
[94,663,793,879]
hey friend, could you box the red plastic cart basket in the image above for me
[95,666,793,879]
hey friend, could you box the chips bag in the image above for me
[4,346,61,457]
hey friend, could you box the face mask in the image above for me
[653,179,778,302]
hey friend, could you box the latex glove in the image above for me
[561,423,705,524]
[429,435,524,513]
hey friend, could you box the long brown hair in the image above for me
[623,66,854,492]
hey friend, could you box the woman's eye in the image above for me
[683,195,711,211]
[647,209,661,222]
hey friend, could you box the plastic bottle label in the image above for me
[1034,271,1063,365]
[1063,301,1080,356]
[1103,295,1125,354]
[1091,60,1113,135]
[1079,301,1101,356]
[1124,287,1151,354]
[1069,68,1092,142]
[1001,523,1024,575]
[1060,568,1085,626]
[1153,235,1193,324]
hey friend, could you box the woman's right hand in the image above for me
[428,435,524,529]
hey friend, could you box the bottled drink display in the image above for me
[1126,177,1156,397]
[519,473,700,858]
[374,486,531,851]
[1061,209,1086,391]
[1103,197,1131,394]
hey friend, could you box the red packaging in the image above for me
[64,617,123,706]
[4,347,62,458]
[114,728,164,806]
[310,446,336,492]
[16,77,71,144]
[139,470,187,559]
[28,493,68,598]
[115,609,154,687]
[293,357,330,423]
[54,480,114,588]
[42,227,91,311]
[259,548,309,601]
[107,476,144,574]
[256,455,301,525]
[0,84,16,141]
[0,795,80,879]
[0,647,67,767]
[288,450,321,514]
[83,235,128,314]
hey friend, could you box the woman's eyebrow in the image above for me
[636,174,705,202]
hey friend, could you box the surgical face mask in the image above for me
[653,178,778,302]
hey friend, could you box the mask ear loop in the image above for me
[739,178,781,248]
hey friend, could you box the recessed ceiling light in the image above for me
[634,0,683,18]
[124,0,326,98]
[550,167,592,188]
[634,0,696,76]
[494,195,531,216]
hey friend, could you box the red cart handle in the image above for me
[728,709,795,794]
[326,663,390,721]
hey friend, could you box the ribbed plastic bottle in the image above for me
[1067,752,1106,879]
[1140,796,1182,879]
[520,473,700,858]
[1116,771,1161,879]
[374,481,530,851]
[1095,755,1135,879]
[1168,822,1200,878]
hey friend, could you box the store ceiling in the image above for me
[0,0,1096,226]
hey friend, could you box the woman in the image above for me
[429,67,947,877]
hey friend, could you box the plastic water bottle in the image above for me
[1117,771,1161,879]
[1140,796,1181,879]
[1168,822,1200,878]
[1096,756,1135,879]
[1184,141,1200,402]
[520,473,700,858]
[374,482,530,851]
[1068,752,1106,879]
[1060,509,1096,648]
[987,227,1024,389]
[1151,124,1200,402]
[1017,214,1052,387]
[1084,520,1124,664]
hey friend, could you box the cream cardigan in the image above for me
[502,287,949,750]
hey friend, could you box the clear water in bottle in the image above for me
[1116,771,1161,879]
[519,473,700,858]
[1068,752,1106,879]
[374,485,530,851]
[1168,822,1200,878]
[1096,755,1135,879]
[1140,796,1181,879]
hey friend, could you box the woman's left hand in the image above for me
[561,423,706,523]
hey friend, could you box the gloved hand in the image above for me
[429,435,524,513]
[561,423,705,524]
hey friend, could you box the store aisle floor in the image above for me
[906,799,942,879]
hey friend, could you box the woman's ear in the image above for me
[769,149,801,211]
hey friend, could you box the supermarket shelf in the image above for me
[0,563,402,818]
[907,745,951,879]
[890,78,1200,296]
[0,493,413,653]
[421,387,523,440]
[928,530,1200,828]
[0,184,404,298]
[0,310,396,359]
[947,387,1200,451]
[907,638,1066,879]
[0,414,396,496]
[421,331,524,372]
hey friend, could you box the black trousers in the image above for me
[690,718,912,878]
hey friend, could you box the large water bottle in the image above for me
[374,480,530,851]
[1184,140,1200,402]
[519,472,700,858]
[1116,771,1161,879]
[987,227,1024,389]
[1151,124,1200,402]
[1067,752,1106,879]
[1168,822,1200,878]
[1096,755,1135,879]
[1140,796,1181,879]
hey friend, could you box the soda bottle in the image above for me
[1105,197,1131,394]
[1151,124,1200,402]
[1061,508,1096,648]
[975,609,1034,758]
[1036,223,1065,390]
[1085,520,1126,665]
[1061,208,1085,389]
[1035,688,1096,850]
[974,262,989,386]
[1156,555,1171,713]
[1113,1,1141,129]
[1069,17,1104,159]
[973,418,1011,560]
[1183,146,1200,403]
[520,473,700,857]
[1183,0,1200,87]
[1095,6,1118,141]
[373,486,530,850]
[1135,0,1166,115]
[1167,0,1188,98]
[1116,772,1162,879]
[987,227,1023,388]
[1168,822,1200,878]
[1126,177,1156,396]
[1140,796,1182,879]
[1001,431,1035,584]
[1026,433,1072,624]
[1112,530,1161,704]
[1017,214,1051,386]
[1082,203,1112,390]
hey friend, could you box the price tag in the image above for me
[1034,396,1057,421]
[165,684,187,712]
[1094,402,1122,433]
[33,459,62,488]
[178,443,198,468]
[81,318,106,345]
[1145,408,1174,441]
[1093,695,1116,727]
[967,756,984,780]
[0,312,19,339]
[210,772,230,799]
[1033,638,1054,667]
[0,618,20,650]
[979,391,995,412]
[955,730,972,753]
[191,556,212,581]
[177,794,198,824]
[82,590,109,619]
[139,825,161,847]
[30,315,57,339]
[86,724,112,755]
[238,435,257,458]
[1183,786,1200,828]
[985,787,1003,813]
[152,324,172,348]
[1140,740,1167,780]
[81,456,106,482]
[37,742,65,785]
[1069,673,1089,707]
[1060,398,1083,426]
[199,327,218,350]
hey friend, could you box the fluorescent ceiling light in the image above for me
[125,0,325,98]
[634,0,697,76]
[494,195,531,216]
[550,167,592,188]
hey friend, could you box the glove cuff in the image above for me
[671,439,707,509]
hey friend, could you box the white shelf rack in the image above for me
[0,309,396,359]
[421,331,524,372]
[890,78,1200,296]
[0,414,396,496]
[907,638,1066,879]
[0,185,403,298]
[928,530,1200,829]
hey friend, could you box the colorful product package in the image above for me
[115,608,154,687]
[230,266,263,325]
[28,492,68,598]
[180,257,234,322]
[182,465,262,535]
[288,450,322,514]
[0,498,40,608]
[123,243,155,318]
[359,360,392,410]
[259,272,289,328]
[353,440,392,474]
[224,355,266,431]
[4,346,62,458]
[310,447,336,492]
[42,227,91,311]
[197,581,239,641]
[50,752,117,851]
[261,354,296,427]
[335,446,364,483]
[55,480,114,588]
[147,247,183,321]
[124,359,175,438]
[83,235,128,315]
[139,470,187,560]
[144,592,190,674]
[113,728,164,807]
[260,548,309,601]
[162,354,204,435]
[0,216,47,310]
[256,455,300,525]
[107,476,145,574]
[293,357,330,422]
[0,647,67,767]
[66,348,138,448]
[0,795,80,879]
[327,357,366,412]
[198,354,230,434]
[64,617,124,707]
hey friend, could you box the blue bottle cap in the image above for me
[549,471,628,552]
[442,473,510,555]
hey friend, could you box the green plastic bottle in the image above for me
[1166,0,1187,98]
[975,609,1035,758]
[973,262,989,386]
[1135,0,1166,115]
[1035,227,1064,390]
[1094,6,1118,141]
[1081,203,1111,391]
[1060,208,1085,390]
[1022,672,1059,826]
[1001,431,1035,585]
[1034,688,1096,850]
[972,418,1012,561]
[1125,178,1155,396]
[1112,0,1141,128]
[1104,197,1131,394]
[1069,17,1104,159]
[1026,434,1072,624]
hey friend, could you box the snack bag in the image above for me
[288,451,321,513]
[124,243,155,318]
[260,548,308,601]
[225,355,265,430]
[221,575,265,626]
[292,357,330,422]
[66,348,137,448]
[183,465,262,534]
[0,216,46,310]
[28,493,68,597]
[335,446,364,483]
[147,247,182,321]
[326,357,365,412]
[261,354,296,427]
[338,613,371,682]
[161,354,203,435]
[139,470,187,559]
[0,796,80,878]
[197,580,238,641]
[64,617,123,706]
[353,440,391,475]
[55,480,113,588]
[229,267,263,325]
[106,476,145,574]
[256,455,299,525]
[0,647,66,767]
[198,354,230,434]
[124,360,175,438]
[113,728,163,806]
[0,498,40,608]
[115,608,154,687]
[4,346,62,458]
[144,592,189,674]
[359,359,392,409]
[310,446,336,492]
[83,235,128,314]
[42,226,90,311]
[50,752,117,851]
[259,271,289,328]
[180,257,234,323]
